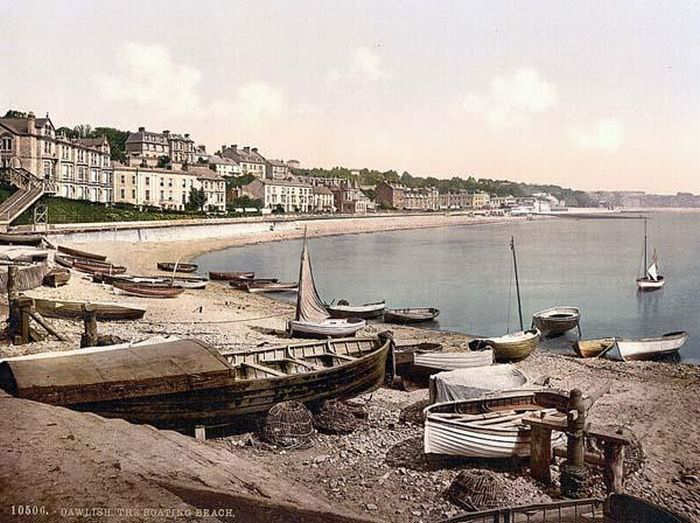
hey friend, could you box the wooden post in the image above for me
[80,304,98,348]
[529,423,553,484]
[602,441,625,494]
[561,388,587,498]
[195,425,206,441]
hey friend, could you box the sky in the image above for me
[2,0,700,194]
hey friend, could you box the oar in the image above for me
[596,341,618,360]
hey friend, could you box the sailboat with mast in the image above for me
[469,236,540,362]
[287,231,367,338]
[636,217,665,291]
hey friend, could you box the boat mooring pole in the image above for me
[643,217,648,271]
[510,236,524,332]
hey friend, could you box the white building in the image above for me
[208,155,240,177]
[242,178,313,213]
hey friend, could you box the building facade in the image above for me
[330,180,371,214]
[241,178,313,213]
[125,127,196,167]
[375,181,439,210]
[469,191,491,209]
[0,112,113,203]
[208,155,240,177]
[312,185,335,212]
[266,159,289,180]
[220,145,266,178]
[112,164,198,210]
[189,167,226,212]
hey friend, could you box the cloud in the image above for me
[94,42,203,116]
[569,118,624,152]
[211,82,286,124]
[463,68,558,128]
[327,46,389,84]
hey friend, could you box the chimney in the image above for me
[231,144,237,151]
[184,133,189,139]
[138,126,145,132]
[163,130,170,136]
[243,146,250,153]
[252,147,258,153]
[27,112,35,134]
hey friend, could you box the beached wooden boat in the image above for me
[244,281,298,293]
[57,245,107,262]
[573,337,617,358]
[393,349,495,390]
[384,307,440,324]
[0,233,46,246]
[34,298,146,321]
[636,218,665,291]
[531,306,581,337]
[288,233,366,338]
[113,281,184,298]
[209,271,255,281]
[229,277,279,289]
[43,268,70,287]
[0,334,391,428]
[157,262,198,273]
[429,365,529,403]
[470,329,540,363]
[73,261,127,276]
[423,390,567,458]
[326,300,386,319]
[605,331,688,361]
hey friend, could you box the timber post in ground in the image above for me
[561,388,587,497]
[80,304,98,348]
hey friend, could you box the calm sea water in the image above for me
[195,213,700,363]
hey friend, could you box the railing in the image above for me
[441,498,604,523]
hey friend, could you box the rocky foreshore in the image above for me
[1,215,699,522]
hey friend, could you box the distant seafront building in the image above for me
[266,159,289,180]
[208,155,240,177]
[312,185,335,212]
[241,178,313,213]
[375,181,439,210]
[0,112,113,203]
[220,145,266,178]
[331,179,372,214]
[125,127,197,167]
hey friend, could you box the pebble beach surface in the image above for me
[1,213,698,522]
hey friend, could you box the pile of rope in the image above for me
[314,400,367,435]
[260,401,315,449]
[444,470,502,511]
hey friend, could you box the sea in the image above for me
[195,212,700,364]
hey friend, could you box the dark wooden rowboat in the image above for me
[531,306,581,337]
[73,261,127,275]
[209,271,255,281]
[157,262,198,273]
[113,281,184,298]
[34,298,146,321]
[384,307,440,324]
[229,277,279,289]
[0,334,392,428]
[57,245,107,262]
[0,233,46,246]
[326,300,386,319]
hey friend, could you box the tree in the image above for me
[3,110,27,118]
[228,195,263,210]
[156,156,171,169]
[73,124,93,138]
[186,187,207,211]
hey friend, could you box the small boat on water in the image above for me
[244,281,298,293]
[469,237,539,362]
[34,298,146,321]
[531,306,581,337]
[209,271,255,281]
[113,281,184,298]
[636,218,665,291]
[326,300,386,319]
[0,233,46,246]
[423,390,567,458]
[57,245,107,262]
[384,307,440,324]
[576,331,688,361]
[157,262,198,273]
[287,232,366,338]
[0,334,391,428]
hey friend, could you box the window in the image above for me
[145,190,150,201]
[43,140,51,154]
[1,137,11,150]
[132,175,136,185]
[121,175,125,184]
[120,189,125,199]
[145,177,150,185]
[132,189,136,199]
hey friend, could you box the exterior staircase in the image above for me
[0,168,56,231]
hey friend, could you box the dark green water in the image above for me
[195,213,699,363]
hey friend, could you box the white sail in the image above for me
[295,233,330,322]
[647,263,658,281]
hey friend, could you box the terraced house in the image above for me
[220,145,267,178]
[0,112,113,203]
[125,127,197,167]
[241,178,313,213]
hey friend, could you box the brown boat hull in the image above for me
[384,308,440,324]
[113,282,184,298]
[57,245,107,261]
[157,262,197,273]
[34,298,146,321]
[209,271,255,281]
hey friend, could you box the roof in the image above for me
[0,338,233,404]
[250,178,312,189]
[111,163,197,177]
[188,166,225,181]
[221,145,266,164]
[313,185,333,195]
[126,128,193,144]
[266,159,287,168]
[209,155,238,166]
[76,137,108,147]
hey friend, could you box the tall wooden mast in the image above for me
[510,236,524,332]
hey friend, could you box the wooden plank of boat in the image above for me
[470,329,540,363]
[34,298,146,321]
[245,281,298,293]
[57,245,107,261]
[384,307,440,324]
[573,338,617,358]
[157,262,198,273]
[0,334,392,428]
[423,390,568,458]
[0,233,46,246]
[326,300,386,319]
[209,271,255,281]
[531,306,580,337]
[606,331,688,361]
[73,262,127,276]
[113,281,184,298]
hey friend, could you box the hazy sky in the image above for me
[2,1,700,193]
